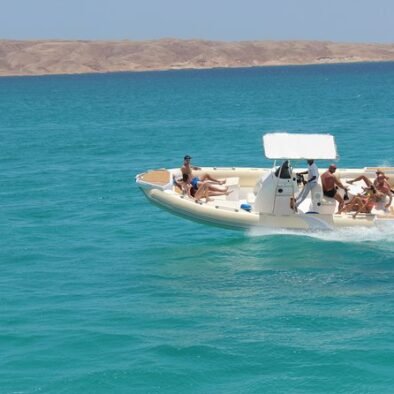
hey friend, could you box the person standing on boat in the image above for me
[294,159,319,209]
[321,164,349,213]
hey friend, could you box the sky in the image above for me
[1,0,393,43]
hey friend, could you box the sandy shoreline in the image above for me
[1,39,394,77]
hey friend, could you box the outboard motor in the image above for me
[254,161,298,215]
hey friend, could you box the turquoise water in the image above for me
[1,63,394,393]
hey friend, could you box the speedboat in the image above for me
[136,133,394,231]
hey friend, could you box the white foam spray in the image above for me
[248,221,394,247]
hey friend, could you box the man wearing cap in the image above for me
[321,164,349,213]
[181,155,226,192]
[181,155,200,177]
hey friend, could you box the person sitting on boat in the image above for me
[178,173,231,203]
[375,173,393,209]
[321,164,349,214]
[340,185,383,218]
[292,159,319,209]
[181,155,226,190]
[194,183,233,203]
[348,170,390,189]
[375,170,394,193]
[347,172,392,209]
[173,173,190,195]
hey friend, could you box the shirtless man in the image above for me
[181,155,226,193]
[348,171,392,209]
[321,164,349,213]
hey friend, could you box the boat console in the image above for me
[254,160,298,215]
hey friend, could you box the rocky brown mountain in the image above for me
[1,39,394,76]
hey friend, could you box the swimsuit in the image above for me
[323,188,336,198]
[361,197,374,211]
[366,201,375,211]
[191,177,200,190]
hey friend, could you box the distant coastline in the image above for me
[1,39,394,77]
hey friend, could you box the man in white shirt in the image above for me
[294,159,319,209]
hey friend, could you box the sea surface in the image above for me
[1,63,394,393]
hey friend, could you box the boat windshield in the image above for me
[274,160,292,179]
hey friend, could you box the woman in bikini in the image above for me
[340,185,383,218]
[348,172,392,209]
[178,174,231,203]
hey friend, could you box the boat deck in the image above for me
[139,170,170,185]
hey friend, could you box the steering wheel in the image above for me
[296,173,305,185]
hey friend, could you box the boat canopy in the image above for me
[263,133,338,160]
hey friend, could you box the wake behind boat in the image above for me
[136,133,394,231]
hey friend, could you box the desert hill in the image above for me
[1,39,394,76]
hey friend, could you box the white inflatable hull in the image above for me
[136,167,394,231]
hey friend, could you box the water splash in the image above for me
[248,221,394,246]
